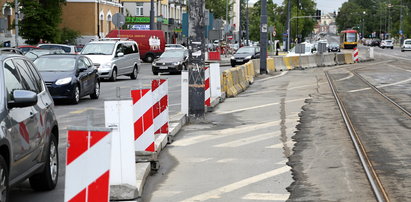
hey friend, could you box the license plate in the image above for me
[159,66,168,69]
[236,60,243,62]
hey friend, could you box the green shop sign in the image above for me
[126,16,150,24]
[126,16,169,25]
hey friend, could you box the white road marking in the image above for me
[336,72,354,81]
[172,121,281,147]
[242,193,290,201]
[214,131,281,148]
[153,190,183,198]
[216,158,236,163]
[259,71,288,82]
[215,98,307,115]
[348,77,411,93]
[181,165,290,202]
[185,158,213,163]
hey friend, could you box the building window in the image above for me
[136,3,143,16]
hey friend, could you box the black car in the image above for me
[33,55,100,104]
[0,54,59,201]
[230,46,260,67]
[152,49,188,75]
[24,49,65,61]
[370,39,381,47]
[328,43,341,52]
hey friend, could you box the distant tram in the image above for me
[340,30,359,49]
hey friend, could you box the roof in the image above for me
[341,30,358,33]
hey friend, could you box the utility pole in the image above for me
[14,0,19,47]
[226,0,229,45]
[286,0,291,51]
[239,0,242,47]
[187,0,206,120]
[150,0,155,30]
[246,0,249,46]
[260,0,267,74]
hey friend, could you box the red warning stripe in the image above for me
[66,130,110,166]
[131,89,150,105]
[68,171,110,202]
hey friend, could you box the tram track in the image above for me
[325,71,391,202]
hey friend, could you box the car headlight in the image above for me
[245,56,252,59]
[55,77,72,85]
[231,56,235,60]
[101,62,112,69]
[173,62,180,66]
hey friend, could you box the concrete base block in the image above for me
[110,184,139,201]
[168,112,187,143]
[206,97,222,112]
[135,162,151,197]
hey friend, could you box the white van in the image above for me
[81,39,140,81]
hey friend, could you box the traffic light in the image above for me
[316,10,321,20]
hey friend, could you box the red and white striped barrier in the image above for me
[204,66,211,106]
[65,128,112,202]
[353,48,359,62]
[152,79,169,134]
[131,89,155,152]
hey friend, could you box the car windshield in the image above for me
[39,45,71,53]
[289,45,312,53]
[385,40,392,43]
[405,41,411,45]
[236,47,255,54]
[160,50,185,58]
[34,57,76,72]
[81,43,115,55]
[330,43,339,47]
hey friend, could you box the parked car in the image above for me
[230,46,260,67]
[0,54,59,200]
[380,40,394,49]
[152,49,189,75]
[370,39,381,47]
[328,43,341,52]
[165,44,186,50]
[24,49,66,61]
[81,39,140,81]
[106,30,165,63]
[17,45,39,54]
[0,48,23,55]
[33,54,100,104]
[401,39,411,52]
[38,44,77,54]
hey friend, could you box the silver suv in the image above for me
[0,54,59,200]
[81,39,140,81]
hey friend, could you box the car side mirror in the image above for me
[79,66,87,72]
[93,63,100,68]
[8,90,38,108]
[117,52,124,57]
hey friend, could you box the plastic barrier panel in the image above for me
[336,53,346,65]
[290,56,301,69]
[267,58,276,73]
[204,67,211,106]
[344,53,354,64]
[283,57,293,70]
[152,79,169,134]
[307,55,317,68]
[274,56,288,71]
[65,128,112,202]
[131,89,155,152]
[299,55,310,68]
[323,53,336,66]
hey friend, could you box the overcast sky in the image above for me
[249,0,348,13]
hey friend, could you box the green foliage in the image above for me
[56,27,80,44]
[19,0,66,45]
[336,0,411,38]
[205,0,234,21]
[247,0,316,42]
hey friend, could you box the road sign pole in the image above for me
[150,0,155,30]
[260,0,268,74]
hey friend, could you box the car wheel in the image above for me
[90,81,100,99]
[130,66,138,80]
[0,156,9,202]
[110,68,117,82]
[401,50,404,52]
[146,54,154,63]
[70,86,80,104]
[153,71,159,75]
[391,47,393,49]
[29,134,58,191]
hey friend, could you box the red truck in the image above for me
[106,30,165,62]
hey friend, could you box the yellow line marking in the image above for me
[69,107,97,114]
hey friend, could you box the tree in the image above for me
[19,0,66,44]
[205,0,234,21]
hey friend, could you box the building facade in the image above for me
[61,0,122,45]
[121,0,186,44]
[0,0,24,46]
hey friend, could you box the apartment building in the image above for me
[61,0,122,45]
[121,0,186,43]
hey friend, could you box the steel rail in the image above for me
[325,71,390,202]
[352,70,411,117]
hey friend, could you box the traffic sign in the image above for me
[112,13,125,28]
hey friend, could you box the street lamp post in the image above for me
[286,0,291,51]
[362,11,366,39]
[260,0,267,74]
[150,0,155,30]
[246,0,249,46]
